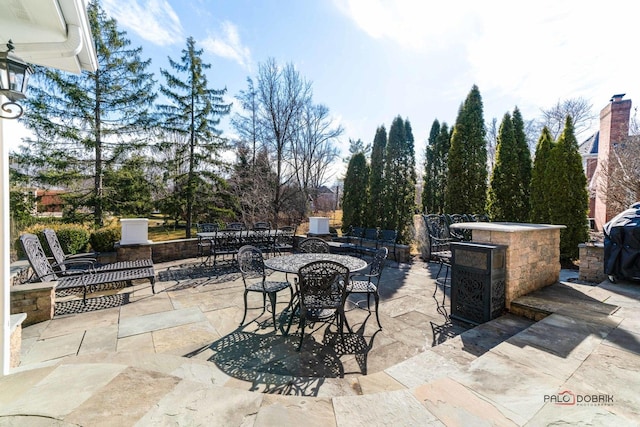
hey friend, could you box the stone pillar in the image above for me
[579,243,606,283]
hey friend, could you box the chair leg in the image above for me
[374,293,381,329]
[261,293,267,314]
[433,261,445,297]
[285,301,298,336]
[297,316,306,351]
[240,290,249,325]
[268,292,277,331]
[441,264,450,307]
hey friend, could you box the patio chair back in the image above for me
[273,226,295,254]
[20,233,60,282]
[227,222,246,230]
[43,228,96,274]
[237,245,267,285]
[298,237,330,254]
[292,259,352,350]
[197,223,219,233]
[297,260,350,312]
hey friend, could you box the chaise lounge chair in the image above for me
[20,233,156,304]
[42,228,152,275]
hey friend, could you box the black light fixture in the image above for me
[0,40,34,119]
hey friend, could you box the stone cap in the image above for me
[449,222,566,232]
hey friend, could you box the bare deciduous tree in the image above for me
[291,103,343,198]
[540,97,596,140]
[594,136,640,215]
[256,58,312,222]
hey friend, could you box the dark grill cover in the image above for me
[604,203,640,279]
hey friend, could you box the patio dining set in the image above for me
[195,221,296,267]
[237,241,389,351]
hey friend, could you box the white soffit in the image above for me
[0,0,97,73]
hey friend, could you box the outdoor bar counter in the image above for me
[449,222,565,308]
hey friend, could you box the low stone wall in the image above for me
[10,282,55,327]
[579,243,606,283]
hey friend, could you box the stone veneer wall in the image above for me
[579,243,606,283]
[472,227,561,308]
[131,238,410,264]
[10,282,55,327]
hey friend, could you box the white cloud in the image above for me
[336,0,476,52]
[201,21,252,70]
[339,0,640,124]
[102,0,184,46]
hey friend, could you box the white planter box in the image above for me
[309,217,329,235]
[120,218,152,245]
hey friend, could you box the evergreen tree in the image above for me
[158,36,231,238]
[382,116,416,243]
[103,156,154,217]
[17,1,156,226]
[530,127,555,223]
[445,85,487,214]
[422,120,440,213]
[487,113,521,221]
[547,116,589,260]
[434,122,450,213]
[512,107,532,220]
[367,126,387,227]
[342,153,369,231]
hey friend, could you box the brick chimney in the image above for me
[594,94,632,230]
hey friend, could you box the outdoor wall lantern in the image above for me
[0,40,34,120]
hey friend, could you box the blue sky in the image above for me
[8,0,639,182]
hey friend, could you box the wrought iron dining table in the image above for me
[263,253,368,274]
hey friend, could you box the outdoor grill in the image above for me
[450,241,506,325]
[604,202,640,282]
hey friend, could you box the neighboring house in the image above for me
[35,189,65,216]
[313,186,338,212]
[579,94,632,231]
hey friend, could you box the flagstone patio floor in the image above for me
[1,256,639,425]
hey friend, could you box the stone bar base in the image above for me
[579,243,606,283]
[450,222,564,309]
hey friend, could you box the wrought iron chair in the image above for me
[253,221,271,229]
[346,247,388,329]
[196,223,218,264]
[423,214,454,306]
[377,229,398,262]
[227,222,246,230]
[20,233,155,304]
[273,225,295,255]
[298,237,330,254]
[250,224,272,256]
[288,260,351,351]
[237,245,293,331]
[42,228,97,270]
[211,228,243,267]
[42,228,152,275]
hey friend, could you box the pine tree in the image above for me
[547,116,589,260]
[382,116,416,243]
[422,120,440,213]
[342,153,369,231]
[367,126,387,227]
[487,113,521,221]
[445,85,487,214]
[530,127,555,223]
[18,1,156,226]
[158,36,231,238]
[512,107,532,220]
[434,122,450,213]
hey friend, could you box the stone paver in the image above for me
[3,258,640,425]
